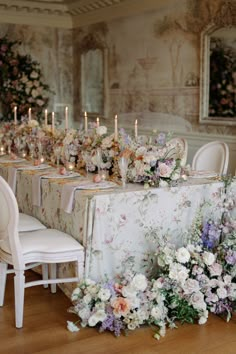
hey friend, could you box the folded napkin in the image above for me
[60,180,117,214]
[60,181,84,214]
[32,173,49,207]
[7,166,18,194]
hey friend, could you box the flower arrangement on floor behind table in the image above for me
[0,36,52,121]
[67,178,236,339]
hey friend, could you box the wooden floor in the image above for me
[0,271,236,354]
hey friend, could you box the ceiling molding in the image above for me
[0,0,176,28]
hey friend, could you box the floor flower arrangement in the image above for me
[67,179,236,339]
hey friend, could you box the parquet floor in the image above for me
[0,271,235,354]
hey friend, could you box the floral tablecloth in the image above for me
[0,163,230,297]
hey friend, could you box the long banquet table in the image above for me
[0,160,233,297]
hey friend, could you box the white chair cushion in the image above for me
[1,229,83,255]
[19,213,46,232]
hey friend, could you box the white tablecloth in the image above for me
[0,163,232,296]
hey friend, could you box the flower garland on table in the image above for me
[0,36,52,121]
[67,178,236,339]
[0,119,188,187]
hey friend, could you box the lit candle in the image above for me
[65,106,68,131]
[114,114,118,141]
[67,161,75,171]
[28,107,31,121]
[14,106,17,125]
[44,109,48,126]
[96,117,100,128]
[135,119,138,139]
[52,112,55,134]
[84,111,88,133]
[40,156,45,164]
[0,146,4,155]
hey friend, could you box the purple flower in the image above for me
[225,250,236,265]
[201,221,221,249]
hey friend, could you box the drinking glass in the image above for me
[83,151,90,177]
[118,157,129,188]
[96,148,102,174]
[54,146,62,167]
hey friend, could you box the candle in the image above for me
[44,109,48,126]
[52,112,55,134]
[65,106,68,131]
[67,161,75,171]
[14,106,17,125]
[40,156,45,164]
[28,107,31,121]
[135,119,138,139]
[114,115,118,141]
[0,146,4,155]
[84,111,88,133]
[96,117,100,128]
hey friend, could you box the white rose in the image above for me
[159,179,169,188]
[202,251,215,266]
[183,279,200,294]
[198,316,208,325]
[216,287,227,299]
[121,285,137,298]
[30,70,39,79]
[96,126,107,136]
[78,307,90,320]
[131,274,148,291]
[169,263,189,284]
[209,263,223,277]
[176,247,190,264]
[190,292,206,311]
[97,288,111,301]
[67,321,80,332]
[83,294,92,304]
[28,119,39,128]
[88,315,98,327]
[71,287,81,301]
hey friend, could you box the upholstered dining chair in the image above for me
[167,137,188,167]
[192,141,229,175]
[0,176,84,328]
[18,212,46,232]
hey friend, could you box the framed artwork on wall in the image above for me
[199,1,236,126]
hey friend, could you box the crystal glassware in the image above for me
[96,148,102,174]
[118,157,129,188]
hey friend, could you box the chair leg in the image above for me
[14,270,25,329]
[0,262,8,306]
[49,264,57,294]
[42,264,49,289]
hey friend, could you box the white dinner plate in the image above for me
[17,164,51,170]
[42,172,81,179]
[189,170,218,179]
[0,157,26,163]
[76,181,117,190]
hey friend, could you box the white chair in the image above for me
[166,137,188,167]
[192,141,229,175]
[0,176,84,328]
[18,213,46,232]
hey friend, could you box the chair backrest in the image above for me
[166,137,188,166]
[192,141,229,175]
[0,176,23,269]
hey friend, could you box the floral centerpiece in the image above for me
[0,36,52,121]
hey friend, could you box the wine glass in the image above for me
[83,151,90,177]
[118,157,129,188]
[96,148,102,174]
[54,146,62,167]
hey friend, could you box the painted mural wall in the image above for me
[73,0,236,136]
[0,23,73,126]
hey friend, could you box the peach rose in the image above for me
[111,297,131,317]
[93,174,101,183]
[59,167,67,175]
